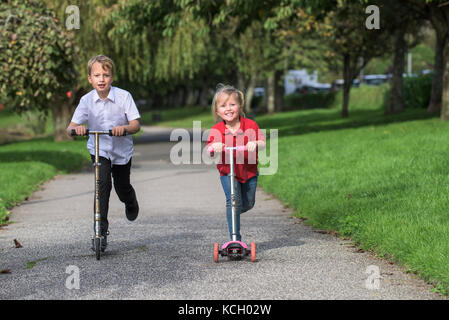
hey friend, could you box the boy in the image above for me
[67,55,141,251]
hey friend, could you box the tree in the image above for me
[407,0,449,119]
[0,0,78,141]
[320,0,392,117]
[424,0,449,120]
[383,0,425,114]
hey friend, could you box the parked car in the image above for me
[363,74,388,86]
[254,87,265,97]
[295,83,332,94]
[332,79,360,90]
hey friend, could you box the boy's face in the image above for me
[88,62,113,97]
[216,92,240,123]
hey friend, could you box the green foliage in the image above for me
[257,100,449,294]
[402,74,433,109]
[284,91,337,110]
[0,0,77,113]
[0,137,89,223]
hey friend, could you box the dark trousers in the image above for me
[91,155,137,235]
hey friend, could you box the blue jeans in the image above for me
[220,174,258,241]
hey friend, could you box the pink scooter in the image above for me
[211,145,256,263]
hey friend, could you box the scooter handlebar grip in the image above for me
[236,146,246,152]
[108,129,128,136]
[71,129,89,136]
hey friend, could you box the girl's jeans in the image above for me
[220,174,258,241]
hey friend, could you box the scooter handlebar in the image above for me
[207,145,246,153]
[71,129,128,137]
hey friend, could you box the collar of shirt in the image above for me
[92,86,116,103]
[224,116,245,136]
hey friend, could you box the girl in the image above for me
[207,84,266,241]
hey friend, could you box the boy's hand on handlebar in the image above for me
[74,126,87,136]
[246,141,258,152]
[111,126,126,136]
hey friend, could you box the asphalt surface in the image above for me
[0,126,444,300]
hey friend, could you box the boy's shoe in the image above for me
[101,231,109,252]
[125,199,139,221]
[91,231,109,252]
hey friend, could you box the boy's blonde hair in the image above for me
[88,55,115,76]
[211,84,245,123]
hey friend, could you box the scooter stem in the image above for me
[94,132,101,239]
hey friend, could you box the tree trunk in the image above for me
[199,82,210,110]
[440,38,449,120]
[52,99,75,142]
[237,72,246,92]
[386,26,406,114]
[429,4,449,119]
[185,86,197,107]
[267,72,276,114]
[342,54,352,118]
[245,73,257,115]
[428,33,445,114]
[275,70,284,112]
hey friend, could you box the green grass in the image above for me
[0,137,90,223]
[255,87,449,295]
[0,108,23,128]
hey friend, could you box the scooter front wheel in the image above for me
[213,243,219,263]
[95,238,101,260]
[251,242,256,262]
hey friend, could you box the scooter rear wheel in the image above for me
[95,238,101,260]
[251,242,256,262]
[213,243,219,263]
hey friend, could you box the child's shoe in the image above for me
[125,199,139,221]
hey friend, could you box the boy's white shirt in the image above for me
[71,86,141,165]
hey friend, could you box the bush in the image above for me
[283,91,337,110]
[402,74,433,109]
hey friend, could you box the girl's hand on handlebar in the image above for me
[208,142,225,154]
[111,126,126,136]
[246,141,258,152]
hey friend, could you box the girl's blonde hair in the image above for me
[88,55,115,76]
[211,84,245,123]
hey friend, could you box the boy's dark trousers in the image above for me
[90,155,137,235]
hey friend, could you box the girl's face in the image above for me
[216,92,240,123]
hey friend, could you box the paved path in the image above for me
[0,126,443,300]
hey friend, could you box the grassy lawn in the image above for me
[0,137,89,224]
[255,88,449,295]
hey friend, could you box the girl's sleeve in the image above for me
[255,122,266,142]
[207,126,222,146]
